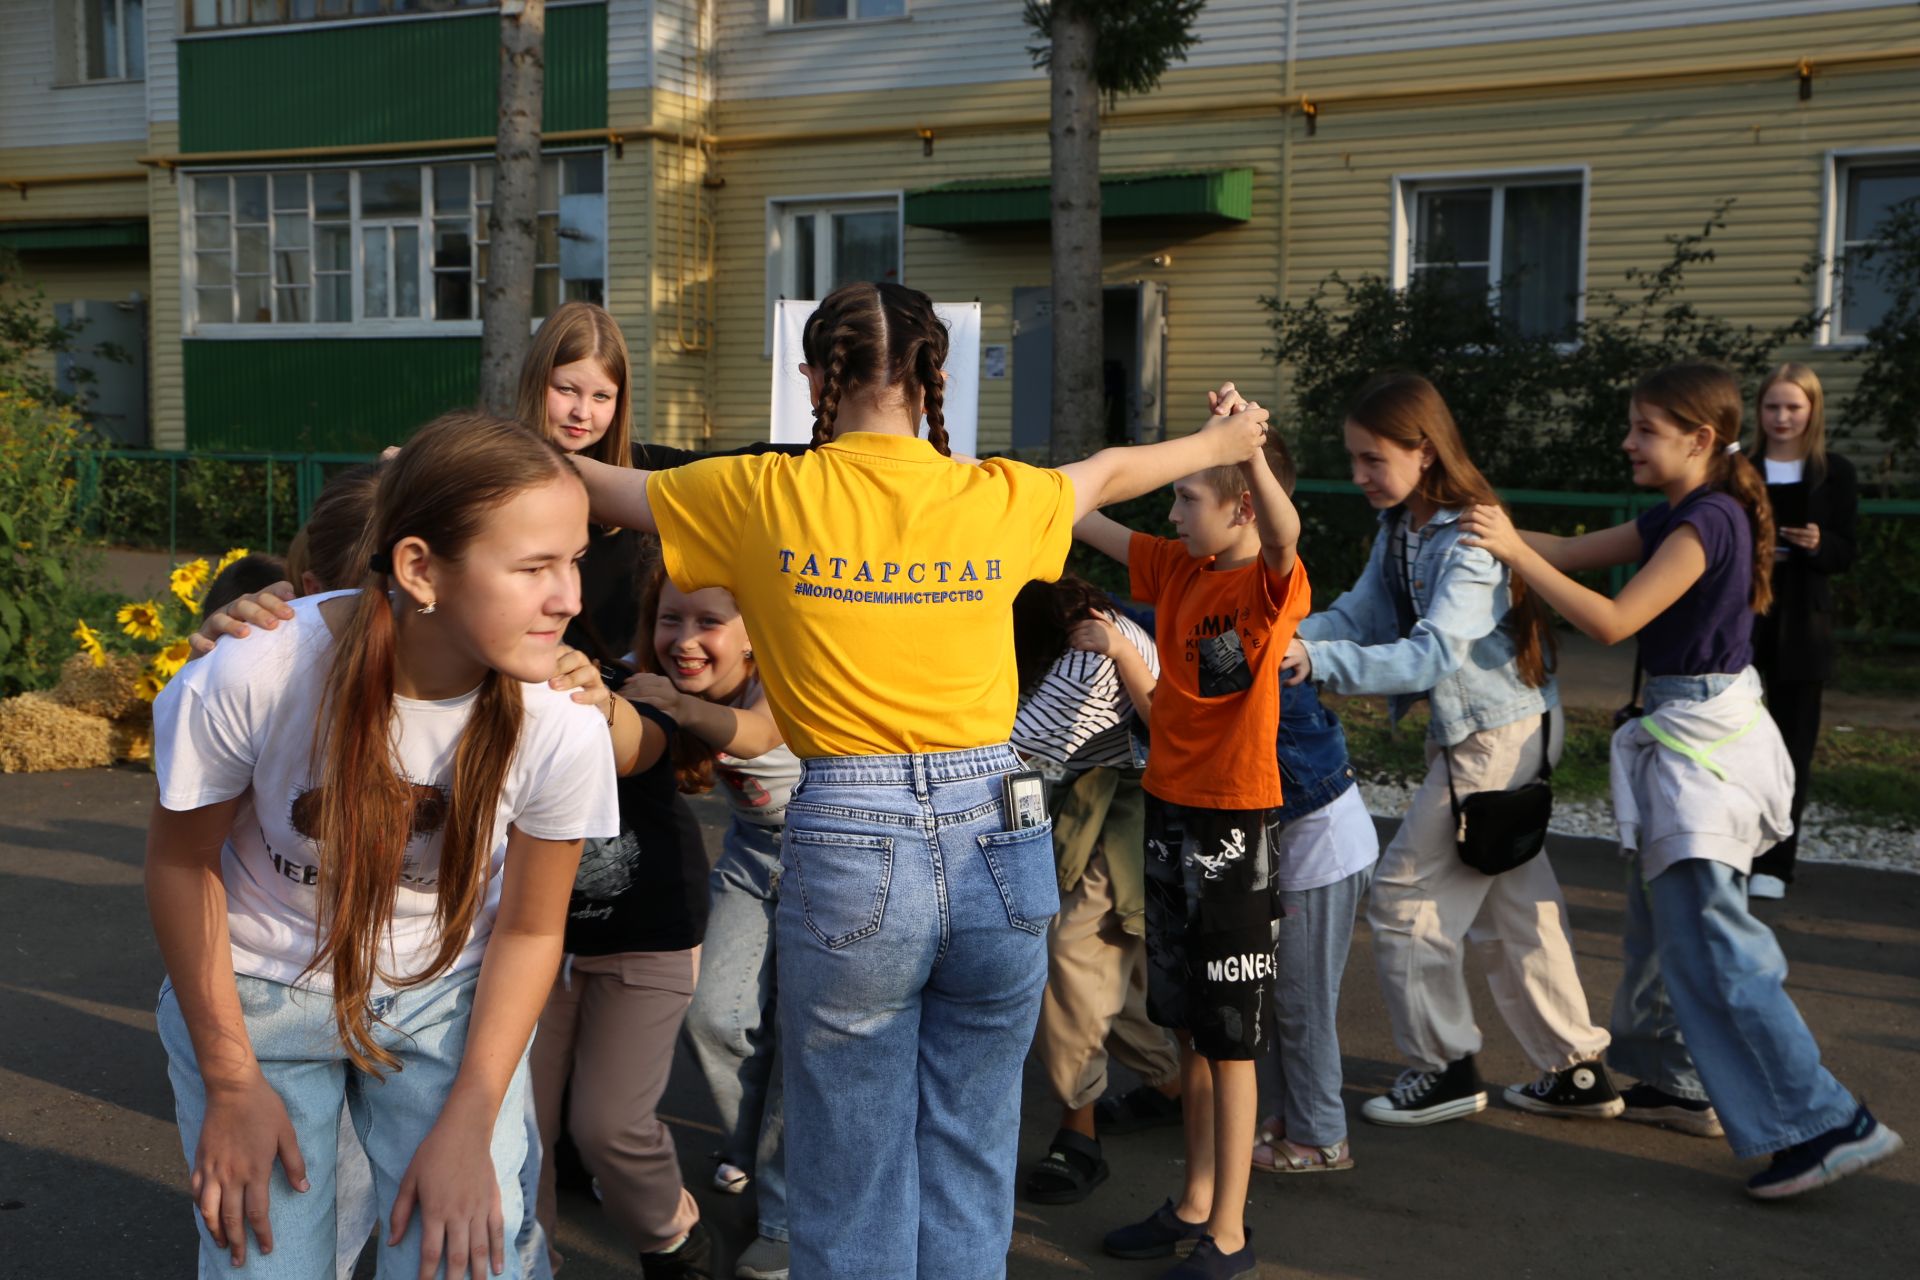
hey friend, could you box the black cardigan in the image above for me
[1751,451,1858,684]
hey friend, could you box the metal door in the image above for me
[57,298,149,445]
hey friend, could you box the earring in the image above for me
[417,601,437,616]
[743,649,754,661]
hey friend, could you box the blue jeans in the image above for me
[1642,672,1740,713]
[776,744,1056,1280]
[1607,857,1856,1157]
[157,968,531,1279]
[684,816,788,1241]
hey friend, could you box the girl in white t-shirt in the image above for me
[626,568,800,1279]
[147,412,620,1279]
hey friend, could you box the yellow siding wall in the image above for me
[607,89,655,448]
[147,124,186,450]
[643,86,720,447]
[0,140,148,222]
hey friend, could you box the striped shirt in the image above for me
[1011,613,1160,771]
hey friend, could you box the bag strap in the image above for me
[1445,708,1555,818]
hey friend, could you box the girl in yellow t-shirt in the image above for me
[571,281,1270,1279]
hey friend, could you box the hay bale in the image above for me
[111,719,154,764]
[0,693,116,772]
[50,652,148,720]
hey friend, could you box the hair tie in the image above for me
[368,551,393,574]
[1724,441,1741,456]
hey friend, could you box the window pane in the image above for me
[861,0,905,16]
[1416,189,1492,266]
[237,225,269,274]
[197,286,233,325]
[313,170,350,217]
[275,213,310,250]
[318,0,351,15]
[1410,262,1492,314]
[193,176,229,213]
[476,163,494,205]
[274,249,309,287]
[563,153,604,196]
[237,276,270,323]
[195,252,232,287]
[316,274,351,321]
[558,192,606,289]
[791,214,816,296]
[89,0,115,78]
[1500,183,1581,339]
[534,266,559,318]
[1845,164,1920,241]
[249,0,279,21]
[476,243,489,284]
[365,230,389,318]
[234,175,269,223]
[565,278,605,306]
[291,0,319,18]
[539,159,561,212]
[434,271,472,320]
[272,173,307,212]
[831,210,898,289]
[361,167,422,218]
[795,0,849,20]
[1841,255,1898,337]
[125,0,146,79]
[536,213,560,267]
[192,0,219,29]
[277,285,310,323]
[433,219,471,268]
[433,165,472,214]
[315,223,351,271]
[394,228,421,318]
[352,0,382,13]
[195,214,231,252]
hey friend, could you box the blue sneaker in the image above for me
[1160,1231,1256,1280]
[1103,1200,1208,1260]
[1747,1104,1903,1200]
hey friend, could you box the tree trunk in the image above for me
[1047,0,1103,464]
[478,0,546,415]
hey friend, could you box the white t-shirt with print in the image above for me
[1273,784,1379,893]
[153,593,620,992]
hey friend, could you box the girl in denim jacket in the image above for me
[1280,373,1618,1129]
[1464,363,1901,1200]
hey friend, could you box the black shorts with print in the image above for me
[1142,796,1282,1061]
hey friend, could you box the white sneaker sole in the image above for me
[1503,1086,1627,1119]
[1622,1104,1725,1138]
[1748,1124,1905,1200]
[1362,1090,1488,1127]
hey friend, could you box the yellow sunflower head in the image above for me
[117,600,166,642]
[133,672,166,702]
[214,547,251,577]
[152,640,193,679]
[72,619,108,668]
[170,559,212,609]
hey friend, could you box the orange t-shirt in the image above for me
[1130,532,1312,810]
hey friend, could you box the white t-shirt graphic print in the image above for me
[153,593,620,993]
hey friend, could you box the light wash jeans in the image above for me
[684,816,788,1241]
[776,744,1057,1280]
[1266,865,1373,1147]
[157,968,531,1279]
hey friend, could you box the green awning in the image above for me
[0,221,149,251]
[905,168,1253,231]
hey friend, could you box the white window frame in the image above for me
[182,151,609,339]
[769,0,911,31]
[1816,145,1920,349]
[54,0,146,85]
[762,191,905,356]
[1389,165,1591,340]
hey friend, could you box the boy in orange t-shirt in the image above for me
[1073,389,1308,1279]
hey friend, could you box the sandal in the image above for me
[1023,1128,1110,1204]
[1252,1136,1353,1174]
[1093,1084,1185,1136]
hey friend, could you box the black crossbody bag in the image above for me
[1386,511,1554,876]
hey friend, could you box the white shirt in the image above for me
[1763,457,1806,484]
[153,593,620,992]
[1273,784,1379,892]
[714,674,803,826]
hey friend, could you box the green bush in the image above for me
[0,389,106,694]
[1842,194,1920,483]
[87,454,301,553]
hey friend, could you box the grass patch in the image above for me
[1811,728,1920,826]
[1829,646,1920,697]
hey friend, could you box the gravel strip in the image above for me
[1355,780,1920,875]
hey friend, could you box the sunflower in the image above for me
[72,619,107,669]
[170,558,212,609]
[133,672,165,702]
[151,639,193,679]
[117,600,166,642]
[214,547,251,577]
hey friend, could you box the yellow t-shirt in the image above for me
[647,432,1076,759]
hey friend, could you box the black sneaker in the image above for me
[1619,1082,1724,1138]
[1103,1199,1209,1260]
[1361,1056,1488,1127]
[1747,1104,1904,1200]
[1160,1230,1257,1280]
[1503,1059,1625,1119]
[640,1220,714,1279]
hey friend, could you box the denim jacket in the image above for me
[1296,506,1557,747]
[1275,679,1356,821]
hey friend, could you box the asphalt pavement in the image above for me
[3,766,1915,1279]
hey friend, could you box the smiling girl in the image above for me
[1462,363,1901,1199]
[146,413,619,1278]
[625,570,800,1280]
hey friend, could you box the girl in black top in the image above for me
[1746,363,1858,899]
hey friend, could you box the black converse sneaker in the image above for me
[1619,1082,1724,1137]
[1361,1055,1489,1127]
[1503,1060,1625,1119]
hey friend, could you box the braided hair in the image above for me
[801,282,952,455]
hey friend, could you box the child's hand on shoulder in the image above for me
[1066,612,1122,657]
[1460,504,1523,564]
[620,671,685,719]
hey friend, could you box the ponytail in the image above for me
[801,281,951,455]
